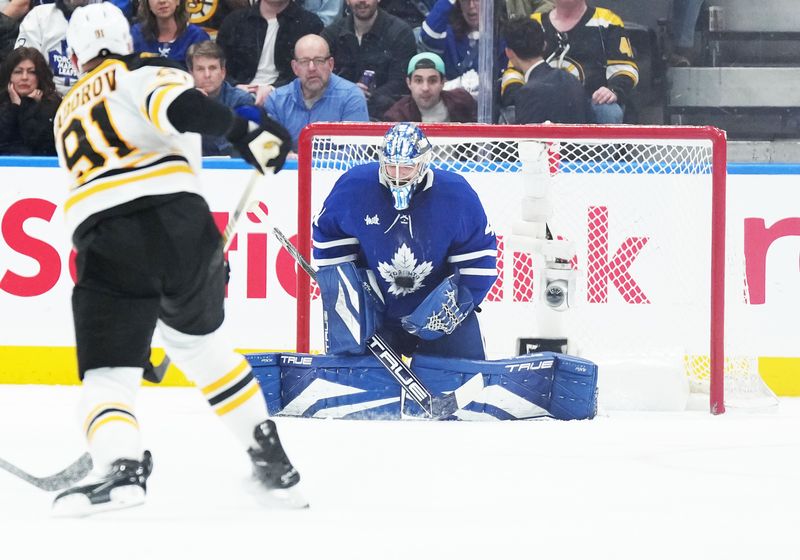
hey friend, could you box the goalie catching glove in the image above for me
[227,105,291,174]
[401,272,474,341]
[317,262,385,355]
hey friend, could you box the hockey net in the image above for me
[294,123,778,414]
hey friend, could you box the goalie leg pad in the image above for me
[247,352,598,421]
[245,353,283,415]
[317,263,384,355]
[549,354,598,420]
[410,352,597,420]
[260,353,403,419]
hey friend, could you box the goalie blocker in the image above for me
[246,351,597,421]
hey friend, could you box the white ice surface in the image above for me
[1,385,799,560]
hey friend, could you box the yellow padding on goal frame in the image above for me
[1,346,799,395]
[0,346,271,388]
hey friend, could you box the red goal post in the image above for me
[293,122,755,415]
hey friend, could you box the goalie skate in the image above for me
[52,451,152,517]
[247,420,309,509]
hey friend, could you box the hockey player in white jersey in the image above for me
[313,123,498,360]
[52,3,305,515]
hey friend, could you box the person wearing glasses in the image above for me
[216,0,323,106]
[265,33,368,150]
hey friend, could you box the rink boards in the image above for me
[0,157,798,393]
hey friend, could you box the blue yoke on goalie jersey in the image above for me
[312,161,497,333]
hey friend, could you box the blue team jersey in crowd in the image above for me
[130,24,210,68]
[312,162,498,321]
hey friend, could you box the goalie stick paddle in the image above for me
[0,452,92,492]
[271,227,485,419]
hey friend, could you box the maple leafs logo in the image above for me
[377,244,433,296]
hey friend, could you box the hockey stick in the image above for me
[147,170,268,383]
[272,226,485,419]
[0,452,93,491]
[223,169,262,252]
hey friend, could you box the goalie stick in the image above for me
[271,226,485,419]
[0,452,93,491]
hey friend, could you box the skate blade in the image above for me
[247,479,310,510]
[52,485,146,518]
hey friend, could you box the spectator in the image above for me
[303,0,343,26]
[384,51,476,122]
[14,0,91,95]
[322,0,416,119]
[0,46,60,155]
[500,0,637,124]
[266,34,367,150]
[187,0,249,38]
[420,0,507,96]
[186,40,255,156]
[505,0,550,19]
[217,0,323,106]
[668,0,705,67]
[132,0,210,68]
[379,0,432,29]
[1,0,29,65]
[502,16,590,124]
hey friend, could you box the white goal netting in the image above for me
[297,124,777,413]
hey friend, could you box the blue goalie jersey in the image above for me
[312,162,498,321]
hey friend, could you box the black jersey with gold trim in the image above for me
[54,54,203,238]
[186,0,235,37]
[502,6,638,105]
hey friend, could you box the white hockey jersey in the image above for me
[14,3,85,95]
[54,56,203,237]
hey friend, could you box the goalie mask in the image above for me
[379,123,433,211]
[66,3,133,71]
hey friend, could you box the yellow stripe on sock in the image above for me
[83,402,135,433]
[214,382,260,416]
[201,360,249,396]
[87,415,139,442]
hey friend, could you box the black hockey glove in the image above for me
[226,105,291,174]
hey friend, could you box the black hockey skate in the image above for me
[247,420,308,508]
[52,451,152,517]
